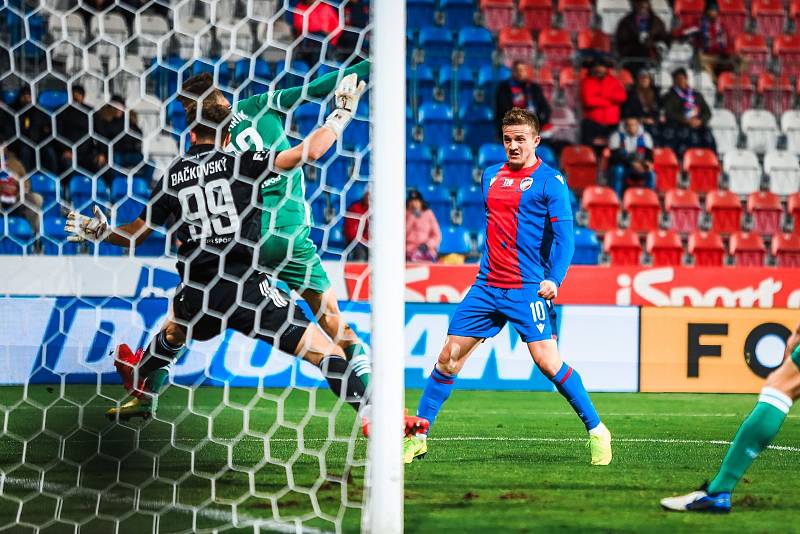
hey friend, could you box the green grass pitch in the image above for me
[1,385,799,533]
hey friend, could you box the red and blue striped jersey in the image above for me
[476,159,575,289]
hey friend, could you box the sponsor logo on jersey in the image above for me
[520,177,533,191]
[501,178,514,188]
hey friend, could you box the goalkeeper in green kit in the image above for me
[177,60,372,386]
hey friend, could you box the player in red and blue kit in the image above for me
[404,109,612,466]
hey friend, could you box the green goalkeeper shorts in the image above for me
[259,225,331,294]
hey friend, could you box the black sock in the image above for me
[138,331,184,377]
[320,356,367,412]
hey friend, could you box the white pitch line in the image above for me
[0,476,334,534]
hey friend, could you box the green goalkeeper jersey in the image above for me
[226,60,370,230]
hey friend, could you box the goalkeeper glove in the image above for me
[64,205,110,242]
[324,73,366,138]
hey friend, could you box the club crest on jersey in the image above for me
[520,177,533,191]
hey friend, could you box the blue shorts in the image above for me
[448,284,555,343]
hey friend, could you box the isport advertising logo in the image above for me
[0,298,639,392]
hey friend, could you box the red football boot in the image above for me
[112,344,145,397]
[404,414,430,437]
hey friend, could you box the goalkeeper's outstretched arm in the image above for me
[64,205,153,247]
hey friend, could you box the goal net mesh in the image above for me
[0,0,372,532]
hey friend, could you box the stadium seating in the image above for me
[603,229,642,266]
[42,216,79,256]
[647,230,683,266]
[751,0,786,39]
[709,108,739,156]
[442,0,477,30]
[747,191,783,236]
[423,185,454,226]
[781,110,800,154]
[407,144,434,191]
[460,105,496,150]
[481,0,515,33]
[419,102,455,147]
[623,188,661,233]
[1,217,32,255]
[498,28,535,67]
[458,27,495,71]
[294,102,323,136]
[439,225,474,256]
[706,189,743,233]
[764,150,800,196]
[560,146,597,190]
[717,0,748,35]
[442,65,476,107]
[558,68,580,109]
[651,0,674,27]
[558,0,593,32]
[597,0,631,34]
[718,72,754,115]
[573,227,601,264]
[577,29,611,55]
[532,65,556,102]
[407,0,437,30]
[110,176,149,202]
[548,106,579,144]
[729,231,766,266]
[773,35,800,79]
[723,149,762,195]
[459,185,486,230]
[793,0,800,27]
[741,110,779,155]
[689,230,726,266]
[113,197,146,226]
[683,149,721,193]
[478,143,507,169]
[411,65,436,104]
[520,0,554,33]
[29,172,58,208]
[537,144,559,170]
[789,193,800,234]
[757,73,793,116]
[735,34,769,77]
[439,144,474,188]
[675,0,706,25]
[772,233,800,267]
[665,188,702,234]
[652,148,680,191]
[582,186,620,232]
[477,65,512,101]
[538,28,574,70]
[420,27,454,69]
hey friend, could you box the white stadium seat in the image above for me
[651,0,673,28]
[130,97,162,137]
[741,109,779,154]
[764,150,800,196]
[216,22,254,55]
[661,43,693,72]
[255,20,293,63]
[246,0,279,21]
[135,14,170,60]
[688,70,716,108]
[175,17,214,58]
[781,110,800,155]
[723,149,762,195]
[115,55,146,100]
[548,107,578,144]
[710,108,739,155]
[145,133,180,175]
[597,0,631,34]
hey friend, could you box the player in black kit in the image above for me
[64,74,373,426]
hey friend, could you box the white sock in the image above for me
[588,422,608,436]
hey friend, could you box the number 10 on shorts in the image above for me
[530,300,546,322]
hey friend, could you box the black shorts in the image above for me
[172,272,309,354]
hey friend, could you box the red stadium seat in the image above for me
[532,64,556,102]
[773,35,800,80]
[538,28,574,70]
[558,0,593,32]
[520,0,553,33]
[647,230,684,266]
[757,73,793,116]
[562,145,598,190]
[718,72,755,115]
[665,188,702,233]
[604,229,642,266]
[675,0,705,26]
[706,189,743,234]
[792,0,800,28]
[729,231,766,266]
[790,192,800,234]
[683,149,721,193]
[689,231,726,266]
[717,0,748,35]
[498,28,535,67]
[559,68,579,109]
[772,233,800,267]
[735,34,769,78]
[747,191,783,236]
[624,187,661,233]
[614,68,634,88]
[480,0,515,33]
[653,147,680,191]
[582,185,620,232]
[751,0,786,39]
[577,29,610,54]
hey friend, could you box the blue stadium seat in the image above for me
[167,99,187,133]
[407,0,437,30]
[537,143,559,170]
[1,217,32,254]
[441,0,477,30]
[458,185,485,230]
[458,27,494,71]
[234,58,251,85]
[42,216,77,255]
[344,180,369,208]
[439,225,473,255]
[38,90,68,112]
[309,194,329,225]
[294,102,323,136]
[319,147,353,190]
[568,188,579,216]
[422,185,454,225]
[407,143,434,191]
[113,197,146,225]
[474,230,486,253]
[2,90,18,106]
[407,106,416,144]
[419,102,454,148]
[478,143,506,168]
[573,227,601,265]
[356,151,370,178]
[439,144,474,188]
[29,172,58,206]
[343,101,369,149]
[192,58,230,87]
[411,65,436,104]
[135,230,167,256]
[320,221,346,260]
[69,175,109,210]
[477,65,511,98]
[111,176,150,202]
[460,105,496,150]
[419,27,454,69]
[277,60,310,90]
[440,66,476,107]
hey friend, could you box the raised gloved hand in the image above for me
[64,205,110,242]
[325,73,367,138]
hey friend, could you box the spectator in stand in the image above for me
[405,189,441,263]
[94,95,144,175]
[622,70,661,136]
[343,186,370,261]
[678,3,737,79]
[660,68,716,158]
[54,85,104,177]
[495,61,551,134]
[0,155,43,239]
[11,87,57,175]
[608,116,655,198]
[579,58,627,152]
[293,0,343,61]
[615,0,669,75]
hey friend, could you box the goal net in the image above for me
[0,0,394,532]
